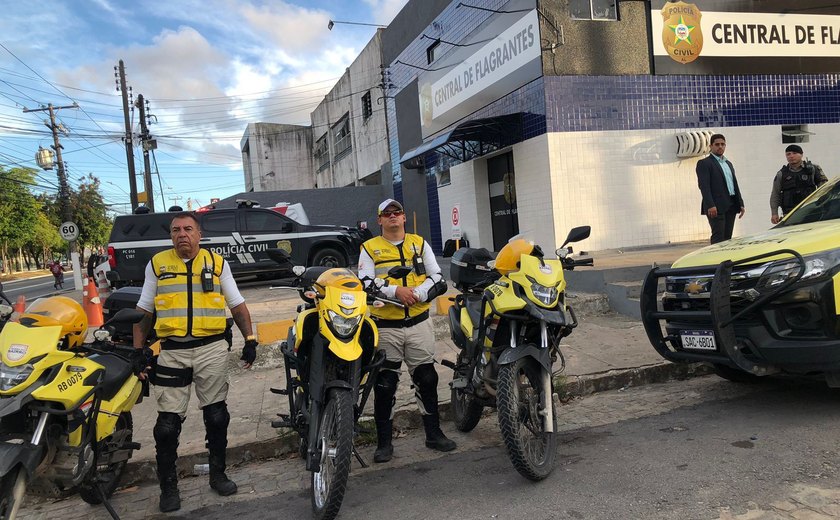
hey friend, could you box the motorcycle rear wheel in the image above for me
[311,389,353,520]
[79,412,133,505]
[0,467,26,520]
[451,386,484,432]
[497,357,557,481]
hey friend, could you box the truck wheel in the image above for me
[311,248,346,269]
[712,363,762,383]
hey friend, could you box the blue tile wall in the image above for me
[544,74,840,132]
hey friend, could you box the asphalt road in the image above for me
[0,272,78,304]
[181,376,840,520]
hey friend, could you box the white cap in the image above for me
[378,199,404,215]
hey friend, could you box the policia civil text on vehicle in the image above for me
[133,212,259,513]
[358,199,456,463]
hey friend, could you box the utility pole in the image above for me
[115,60,139,211]
[135,94,155,212]
[24,102,84,288]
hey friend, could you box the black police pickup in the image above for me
[105,203,369,288]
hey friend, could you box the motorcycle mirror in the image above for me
[293,266,305,277]
[561,226,591,247]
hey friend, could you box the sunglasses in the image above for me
[380,210,404,217]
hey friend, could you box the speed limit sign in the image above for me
[59,221,79,241]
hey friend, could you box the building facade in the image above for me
[383,0,840,253]
[241,123,314,191]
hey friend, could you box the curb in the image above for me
[119,360,713,487]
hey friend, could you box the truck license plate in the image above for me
[680,330,717,351]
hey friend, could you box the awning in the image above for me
[399,113,524,169]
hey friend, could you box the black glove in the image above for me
[241,338,258,365]
[131,346,155,375]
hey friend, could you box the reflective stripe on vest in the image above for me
[362,234,429,321]
[151,248,226,338]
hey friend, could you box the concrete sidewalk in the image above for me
[18,241,711,491]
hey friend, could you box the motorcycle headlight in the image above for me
[327,310,362,338]
[530,282,559,306]
[0,362,34,391]
[756,249,840,291]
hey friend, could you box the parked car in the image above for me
[641,176,840,385]
[106,203,369,288]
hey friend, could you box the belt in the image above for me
[161,333,226,350]
[372,310,429,329]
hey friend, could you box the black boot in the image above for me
[204,402,237,496]
[154,412,182,512]
[373,420,394,463]
[422,414,456,452]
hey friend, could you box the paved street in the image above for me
[0,273,78,302]
[19,374,840,519]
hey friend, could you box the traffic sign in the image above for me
[451,204,462,240]
[59,221,79,241]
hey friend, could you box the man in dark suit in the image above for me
[696,134,745,244]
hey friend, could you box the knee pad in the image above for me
[202,401,230,431]
[374,370,400,421]
[411,363,438,392]
[153,412,182,445]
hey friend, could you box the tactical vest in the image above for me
[780,162,818,213]
[151,248,226,338]
[362,234,429,321]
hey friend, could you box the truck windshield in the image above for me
[778,180,840,226]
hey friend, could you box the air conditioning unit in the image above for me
[675,130,713,158]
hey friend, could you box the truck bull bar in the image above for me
[640,249,805,375]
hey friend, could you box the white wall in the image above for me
[437,159,493,249]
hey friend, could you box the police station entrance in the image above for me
[488,152,518,251]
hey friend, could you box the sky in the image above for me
[0,0,408,215]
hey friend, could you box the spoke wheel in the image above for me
[311,389,354,520]
[497,357,557,481]
[79,412,133,505]
[0,467,26,520]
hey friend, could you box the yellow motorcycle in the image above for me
[443,228,592,480]
[0,283,147,520]
[268,249,395,520]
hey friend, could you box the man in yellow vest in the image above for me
[359,199,456,463]
[133,212,257,513]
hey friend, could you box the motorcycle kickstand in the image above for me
[352,445,368,469]
[97,483,122,520]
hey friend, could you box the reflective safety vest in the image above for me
[780,162,818,213]
[151,248,226,338]
[362,234,429,321]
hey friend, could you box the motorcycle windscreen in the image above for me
[0,322,71,395]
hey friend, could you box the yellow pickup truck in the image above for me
[641,176,840,385]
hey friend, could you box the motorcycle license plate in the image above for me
[680,330,717,351]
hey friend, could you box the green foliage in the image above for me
[70,174,112,249]
[0,167,39,248]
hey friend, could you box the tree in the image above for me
[70,174,112,251]
[0,167,39,274]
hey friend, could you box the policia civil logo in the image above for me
[661,1,703,64]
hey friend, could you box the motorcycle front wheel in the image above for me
[497,357,557,481]
[451,385,483,432]
[0,467,27,520]
[79,411,133,505]
[311,388,353,520]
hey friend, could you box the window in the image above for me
[201,212,235,236]
[782,124,813,144]
[570,0,617,21]
[332,114,351,159]
[314,133,329,172]
[426,39,441,64]
[361,91,373,121]
[244,209,293,232]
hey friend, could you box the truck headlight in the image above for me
[756,249,840,291]
[327,310,362,338]
[0,362,34,391]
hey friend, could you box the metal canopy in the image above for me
[400,113,524,169]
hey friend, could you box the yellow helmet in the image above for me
[494,238,536,276]
[314,268,361,298]
[19,296,88,348]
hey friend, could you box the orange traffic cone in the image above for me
[13,295,25,314]
[96,269,111,301]
[84,277,104,327]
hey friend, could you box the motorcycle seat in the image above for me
[464,295,484,327]
[89,353,133,401]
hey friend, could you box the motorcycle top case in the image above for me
[450,247,495,289]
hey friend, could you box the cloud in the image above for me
[362,0,410,25]
[240,2,332,53]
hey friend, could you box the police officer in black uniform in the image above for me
[770,144,828,224]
